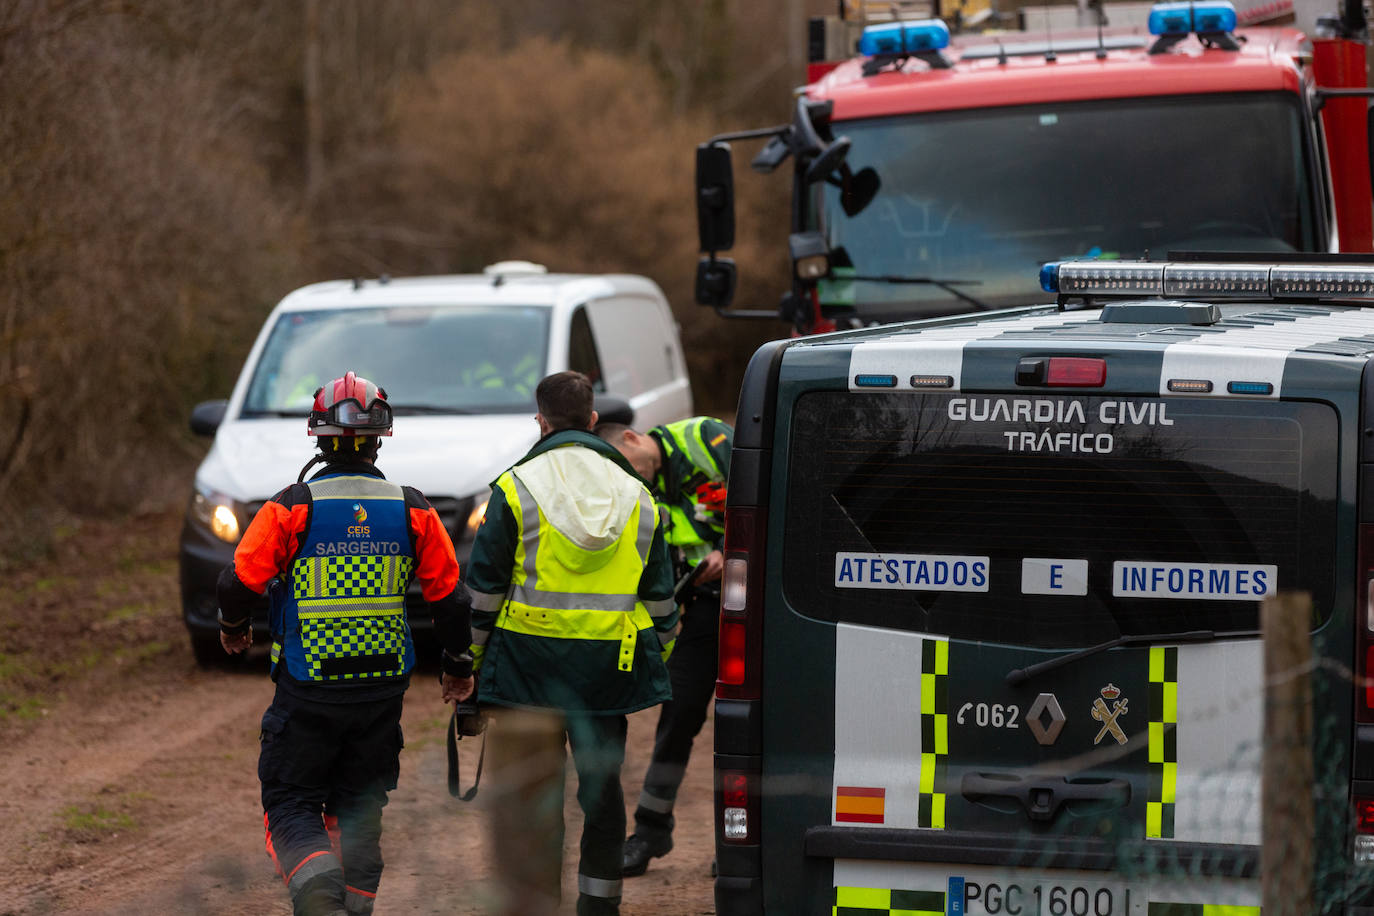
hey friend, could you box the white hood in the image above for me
[196,414,538,502]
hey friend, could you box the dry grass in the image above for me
[0,0,805,554]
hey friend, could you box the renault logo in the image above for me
[1025,693,1066,745]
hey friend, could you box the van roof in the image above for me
[273,271,664,313]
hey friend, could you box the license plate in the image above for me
[955,877,1130,916]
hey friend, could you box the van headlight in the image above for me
[191,484,243,543]
[465,496,489,540]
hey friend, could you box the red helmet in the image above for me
[308,371,392,437]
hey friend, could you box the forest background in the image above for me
[0,0,841,555]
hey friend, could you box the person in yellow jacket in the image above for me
[463,370,678,916]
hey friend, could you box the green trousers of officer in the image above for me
[485,706,628,916]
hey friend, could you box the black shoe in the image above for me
[621,833,672,877]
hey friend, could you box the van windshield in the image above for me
[811,93,1319,320]
[241,305,550,416]
[781,392,1337,647]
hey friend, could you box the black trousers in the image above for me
[632,586,719,843]
[258,686,404,915]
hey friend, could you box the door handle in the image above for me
[960,772,1131,822]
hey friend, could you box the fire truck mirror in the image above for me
[842,166,881,218]
[695,256,737,309]
[696,143,736,253]
[804,135,851,185]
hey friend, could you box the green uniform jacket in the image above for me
[465,429,678,714]
[651,416,733,564]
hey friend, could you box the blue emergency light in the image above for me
[1147,1,1238,36]
[858,18,951,56]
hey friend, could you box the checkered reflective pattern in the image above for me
[300,614,406,680]
[289,554,413,681]
[292,555,413,599]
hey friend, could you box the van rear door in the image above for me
[759,349,1346,914]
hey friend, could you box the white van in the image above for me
[179,262,693,665]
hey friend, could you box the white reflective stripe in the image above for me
[286,853,343,896]
[635,492,656,563]
[578,874,623,898]
[645,597,676,619]
[467,586,506,613]
[507,474,542,590]
[657,622,680,647]
[509,583,637,612]
[308,476,404,500]
[680,420,717,477]
[344,889,376,915]
[470,627,491,647]
[637,789,675,814]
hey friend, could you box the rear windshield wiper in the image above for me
[1005,629,1219,687]
[844,275,993,311]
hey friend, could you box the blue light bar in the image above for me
[1041,259,1374,301]
[1148,1,1238,36]
[1193,1,1238,32]
[854,374,898,387]
[858,19,951,56]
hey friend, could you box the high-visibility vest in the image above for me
[492,448,670,674]
[653,417,729,564]
[271,474,417,683]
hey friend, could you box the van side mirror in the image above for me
[695,257,737,309]
[696,143,736,253]
[190,399,228,436]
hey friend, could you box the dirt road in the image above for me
[1,513,716,915]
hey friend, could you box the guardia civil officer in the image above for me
[595,416,732,877]
[464,370,679,916]
[217,371,474,916]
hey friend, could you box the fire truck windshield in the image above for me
[810,92,1320,321]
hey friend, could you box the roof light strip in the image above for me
[1043,261,1374,301]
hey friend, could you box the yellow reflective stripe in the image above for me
[933,713,948,755]
[919,754,936,793]
[1149,721,1165,763]
[297,604,405,619]
[921,673,936,714]
[835,886,889,909]
[1203,908,1261,915]
[1163,679,1178,723]
[270,641,282,664]
[1150,645,1166,681]
[930,793,945,829]
[498,603,649,641]
[1147,801,1163,838]
[1161,761,1176,804]
[934,639,949,675]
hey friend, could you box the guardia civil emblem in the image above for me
[1091,683,1129,746]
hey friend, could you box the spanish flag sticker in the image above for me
[835,786,885,824]
[710,433,727,447]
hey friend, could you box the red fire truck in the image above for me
[694,0,1374,333]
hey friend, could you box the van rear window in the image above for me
[781,392,1337,647]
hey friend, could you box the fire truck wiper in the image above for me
[844,275,993,311]
[1005,629,1217,687]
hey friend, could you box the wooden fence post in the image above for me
[1261,590,1314,916]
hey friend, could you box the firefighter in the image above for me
[595,416,732,877]
[217,371,474,916]
[464,370,678,916]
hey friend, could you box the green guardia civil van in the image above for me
[713,257,1374,916]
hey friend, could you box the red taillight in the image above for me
[717,506,765,700]
[1046,357,1107,387]
[1356,797,1374,834]
[719,769,758,844]
[718,618,747,686]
